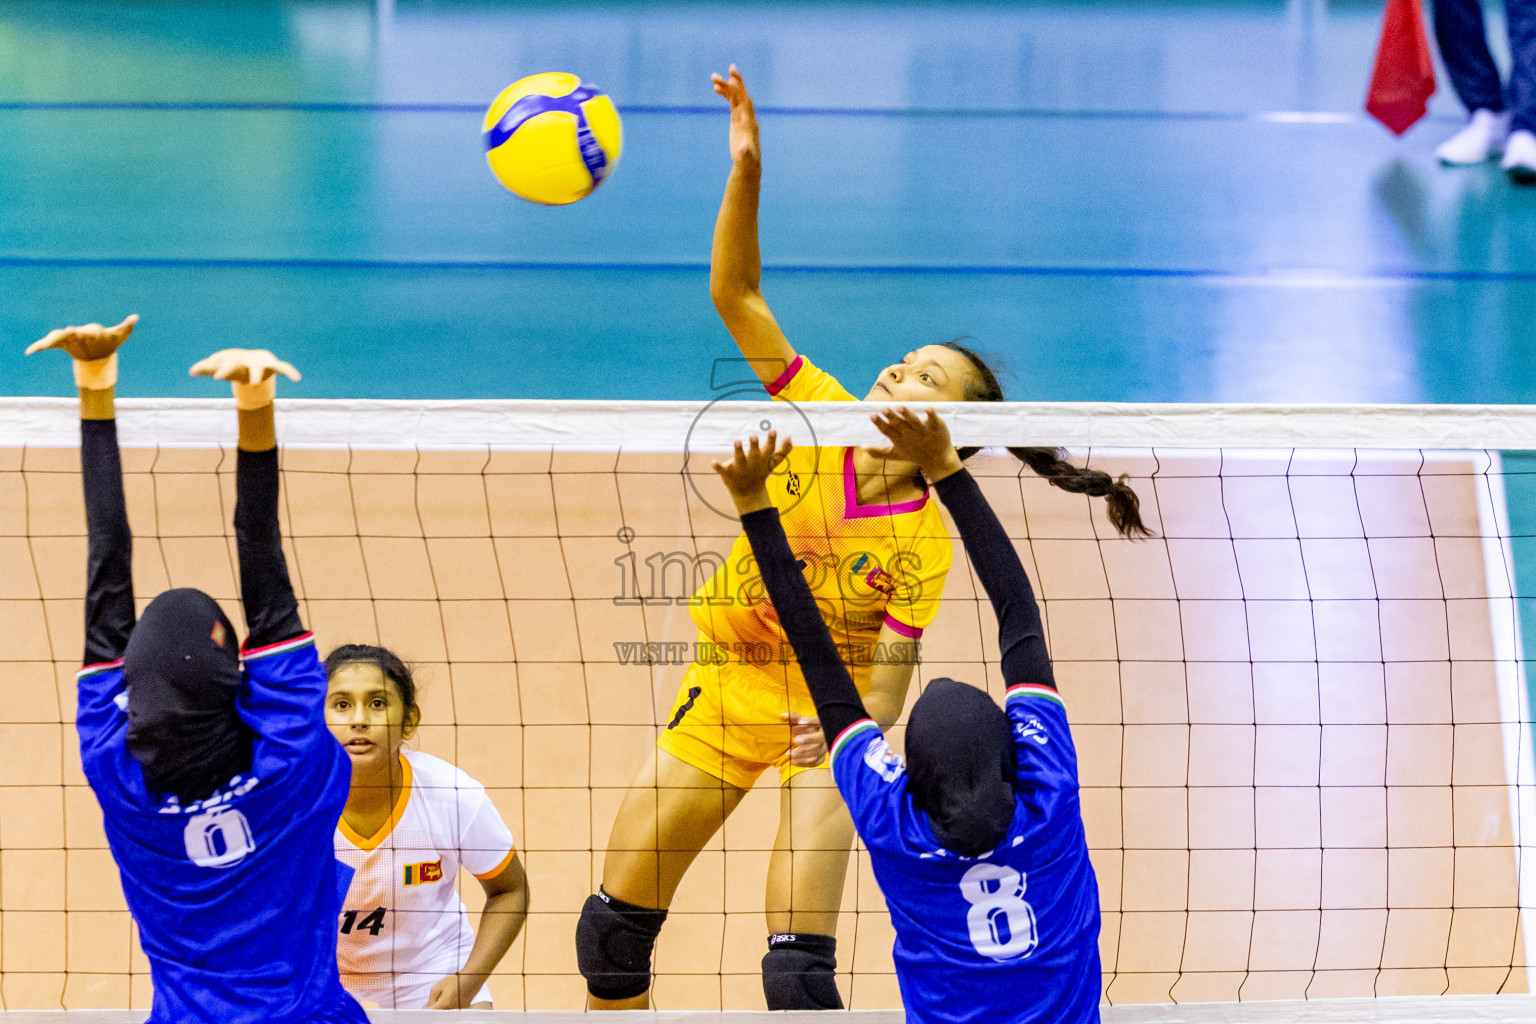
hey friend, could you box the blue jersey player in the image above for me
[27,318,367,1024]
[712,410,1114,1024]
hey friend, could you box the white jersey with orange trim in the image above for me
[333,749,516,1009]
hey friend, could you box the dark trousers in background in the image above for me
[1433,0,1536,132]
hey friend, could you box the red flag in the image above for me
[1366,0,1436,134]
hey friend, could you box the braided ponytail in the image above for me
[1009,446,1152,538]
[944,340,1153,539]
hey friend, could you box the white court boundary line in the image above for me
[7,398,1536,450]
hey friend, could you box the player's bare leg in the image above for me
[767,767,856,936]
[591,748,748,1009]
[760,768,857,1009]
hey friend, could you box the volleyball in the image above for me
[481,72,623,206]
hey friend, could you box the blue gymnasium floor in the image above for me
[0,0,1533,404]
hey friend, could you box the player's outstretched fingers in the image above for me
[241,352,300,385]
[712,65,746,99]
[24,328,65,356]
[871,406,932,455]
[269,356,301,383]
[25,314,138,360]
[190,349,302,385]
[98,314,138,349]
[189,352,228,379]
[867,410,902,460]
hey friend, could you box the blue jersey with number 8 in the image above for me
[828,683,1101,1024]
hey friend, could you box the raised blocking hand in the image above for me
[712,431,792,516]
[190,348,300,387]
[27,315,138,393]
[190,348,300,410]
[25,314,138,363]
[870,406,965,485]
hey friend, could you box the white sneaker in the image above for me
[1503,129,1536,184]
[1436,108,1511,164]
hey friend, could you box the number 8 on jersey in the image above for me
[959,863,1038,961]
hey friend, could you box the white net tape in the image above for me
[9,398,1536,451]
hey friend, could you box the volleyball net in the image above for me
[3,396,1536,1013]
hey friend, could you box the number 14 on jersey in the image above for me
[340,907,386,936]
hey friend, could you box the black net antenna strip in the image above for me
[4,396,1536,1011]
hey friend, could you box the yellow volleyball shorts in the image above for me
[655,640,827,790]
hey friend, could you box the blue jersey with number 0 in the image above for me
[828,682,1101,1024]
[75,633,365,1024]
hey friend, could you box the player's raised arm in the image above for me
[26,316,139,667]
[27,333,368,1024]
[709,65,797,387]
[714,433,872,745]
[190,349,304,649]
[871,407,1055,689]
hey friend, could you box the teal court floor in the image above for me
[1,0,1535,404]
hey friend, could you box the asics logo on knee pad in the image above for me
[762,931,842,1011]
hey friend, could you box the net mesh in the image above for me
[1,399,1533,1011]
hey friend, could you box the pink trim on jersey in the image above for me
[77,658,125,679]
[842,447,929,520]
[241,631,315,659]
[882,615,923,639]
[764,354,805,396]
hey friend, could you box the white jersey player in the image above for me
[324,645,528,1009]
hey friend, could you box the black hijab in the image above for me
[905,677,1017,857]
[123,588,253,803]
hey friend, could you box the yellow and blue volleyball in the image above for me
[482,72,623,206]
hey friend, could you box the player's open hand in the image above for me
[713,431,791,516]
[784,712,827,767]
[189,348,301,386]
[870,407,965,484]
[711,64,761,167]
[25,314,138,362]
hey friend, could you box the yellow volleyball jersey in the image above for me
[689,355,953,690]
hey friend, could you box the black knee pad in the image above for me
[576,889,668,1000]
[762,932,843,1010]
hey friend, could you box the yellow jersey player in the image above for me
[325,645,528,1009]
[579,65,1152,1012]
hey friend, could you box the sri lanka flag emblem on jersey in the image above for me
[849,554,897,596]
[403,859,444,886]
